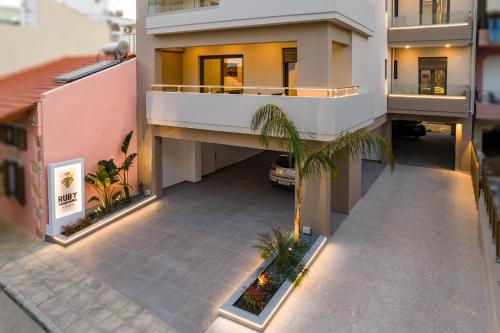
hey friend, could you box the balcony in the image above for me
[476,91,500,121]
[388,11,473,46]
[145,0,375,36]
[388,83,471,117]
[146,85,374,142]
[148,0,219,16]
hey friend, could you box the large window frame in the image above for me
[199,55,244,94]
[419,0,451,25]
[418,57,448,95]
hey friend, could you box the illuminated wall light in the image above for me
[405,45,410,49]
[446,44,451,48]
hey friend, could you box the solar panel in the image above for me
[54,60,121,83]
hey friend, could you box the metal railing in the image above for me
[482,158,500,263]
[150,84,360,98]
[391,10,471,28]
[148,0,219,15]
[391,83,470,97]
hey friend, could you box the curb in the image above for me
[0,280,63,333]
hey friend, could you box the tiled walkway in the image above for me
[209,164,491,333]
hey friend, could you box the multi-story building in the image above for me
[387,0,477,170]
[475,0,500,157]
[136,0,478,236]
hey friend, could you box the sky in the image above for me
[0,0,136,20]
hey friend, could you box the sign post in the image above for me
[47,158,85,236]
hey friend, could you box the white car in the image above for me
[269,154,296,188]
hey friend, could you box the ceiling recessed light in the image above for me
[405,45,410,49]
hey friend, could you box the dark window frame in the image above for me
[418,57,448,95]
[199,54,244,93]
[283,48,298,96]
[419,0,451,25]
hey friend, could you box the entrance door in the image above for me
[283,48,298,96]
[200,55,243,93]
[420,0,450,25]
[418,57,447,95]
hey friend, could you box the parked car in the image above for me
[393,120,427,139]
[269,155,295,188]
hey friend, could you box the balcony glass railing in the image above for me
[148,0,219,16]
[150,84,360,98]
[488,17,500,42]
[391,10,470,28]
[390,83,469,97]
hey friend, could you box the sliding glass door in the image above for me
[420,0,450,25]
[200,55,243,93]
[283,48,298,96]
[418,57,447,95]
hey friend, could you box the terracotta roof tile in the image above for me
[0,55,112,122]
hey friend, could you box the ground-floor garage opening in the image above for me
[392,120,456,170]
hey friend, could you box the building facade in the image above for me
[136,0,478,236]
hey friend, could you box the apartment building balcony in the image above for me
[388,83,471,117]
[146,85,375,141]
[476,91,500,120]
[145,0,375,36]
[388,10,473,46]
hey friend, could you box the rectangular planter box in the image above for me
[219,235,327,332]
[47,195,157,247]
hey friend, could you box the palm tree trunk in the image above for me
[294,179,302,243]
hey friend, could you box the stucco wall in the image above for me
[41,59,137,212]
[393,46,472,88]
[0,0,110,76]
[483,56,500,93]
[0,112,41,236]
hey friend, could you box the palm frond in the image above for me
[121,131,134,154]
[322,130,395,172]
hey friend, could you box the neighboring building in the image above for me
[0,0,111,76]
[475,0,500,157]
[387,0,476,171]
[0,56,137,238]
[136,0,479,236]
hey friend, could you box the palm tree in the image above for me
[251,104,395,242]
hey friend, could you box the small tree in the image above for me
[85,160,121,214]
[251,104,395,242]
[119,131,137,203]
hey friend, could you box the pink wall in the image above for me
[41,59,138,213]
[0,111,42,236]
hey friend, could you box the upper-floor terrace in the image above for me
[146,40,377,141]
[388,45,473,117]
[388,0,474,46]
[146,0,375,37]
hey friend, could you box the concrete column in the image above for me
[331,151,362,214]
[152,136,163,197]
[188,141,202,183]
[455,117,473,172]
[297,24,332,88]
[298,172,331,237]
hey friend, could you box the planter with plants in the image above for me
[50,131,156,246]
[219,104,395,331]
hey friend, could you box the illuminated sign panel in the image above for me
[47,159,85,236]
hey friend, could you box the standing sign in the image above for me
[47,159,85,236]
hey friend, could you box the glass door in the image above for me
[420,0,450,25]
[200,55,243,93]
[418,57,447,95]
[283,48,298,96]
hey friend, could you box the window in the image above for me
[393,60,398,80]
[283,48,298,96]
[2,160,25,205]
[0,125,28,151]
[420,0,450,25]
[200,55,244,94]
[418,57,447,95]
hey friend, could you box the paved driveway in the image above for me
[56,152,383,333]
[208,164,489,333]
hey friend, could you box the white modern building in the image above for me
[136,0,477,236]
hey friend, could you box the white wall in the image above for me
[162,138,201,187]
[483,56,500,93]
[147,0,375,36]
[201,143,261,176]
